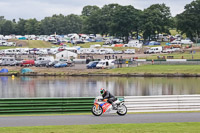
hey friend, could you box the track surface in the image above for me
[0,113,200,127]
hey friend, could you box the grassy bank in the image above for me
[142,51,200,60]
[3,65,200,76]
[0,46,16,50]
[105,65,200,74]
[0,122,199,133]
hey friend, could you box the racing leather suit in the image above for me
[102,91,117,104]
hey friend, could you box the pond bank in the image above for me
[1,72,200,77]
[1,64,200,77]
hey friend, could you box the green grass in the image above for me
[0,122,200,133]
[23,40,54,48]
[0,46,16,50]
[76,42,104,48]
[105,64,200,74]
[143,51,200,59]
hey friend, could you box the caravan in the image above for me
[144,46,163,54]
[123,40,143,48]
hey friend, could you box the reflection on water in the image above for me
[0,76,200,98]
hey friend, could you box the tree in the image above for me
[109,5,141,42]
[142,4,172,40]
[0,16,6,34]
[65,14,83,34]
[176,0,200,42]
[1,20,15,35]
[24,18,40,35]
[82,5,100,17]
[16,18,27,35]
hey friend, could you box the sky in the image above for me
[0,0,194,20]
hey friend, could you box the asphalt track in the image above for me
[0,113,200,127]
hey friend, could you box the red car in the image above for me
[20,60,35,67]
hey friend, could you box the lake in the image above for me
[0,76,200,98]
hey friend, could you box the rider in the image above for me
[100,88,117,109]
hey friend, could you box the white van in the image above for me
[144,46,163,54]
[96,60,115,69]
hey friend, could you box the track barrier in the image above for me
[125,95,200,112]
[0,97,94,115]
[0,95,200,115]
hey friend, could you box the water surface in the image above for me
[0,76,200,98]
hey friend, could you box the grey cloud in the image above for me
[0,0,194,20]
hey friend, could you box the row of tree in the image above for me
[0,0,199,42]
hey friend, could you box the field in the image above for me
[0,122,199,133]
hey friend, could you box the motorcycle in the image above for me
[91,96,127,116]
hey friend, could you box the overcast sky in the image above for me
[0,0,193,20]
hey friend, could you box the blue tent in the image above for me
[0,68,8,73]
[21,68,33,74]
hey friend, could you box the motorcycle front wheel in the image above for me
[91,105,103,116]
[117,104,127,116]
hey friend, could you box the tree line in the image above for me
[0,0,199,42]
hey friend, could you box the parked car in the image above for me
[35,60,51,67]
[54,62,67,68]
[20,60,35,67]
[46,60,59,67]
[86,61,99,69]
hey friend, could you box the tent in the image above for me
[18,37,27,40]
[115,44,123,47]
[0,68,8,73]
[21,68,33,74]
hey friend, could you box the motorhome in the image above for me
[1,57,16,66]
[123,40,143,48]
[96,60,115,69]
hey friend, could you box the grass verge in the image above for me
[105,64,200,74]
[0,122,200,133]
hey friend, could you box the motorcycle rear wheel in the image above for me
[117,104,127,116]
[91,105,103,116]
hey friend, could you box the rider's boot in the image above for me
[112,103,117,110]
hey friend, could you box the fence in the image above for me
[125,95,200,112]
[0,97,94,115]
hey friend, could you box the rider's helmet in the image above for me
[100,88,106,95]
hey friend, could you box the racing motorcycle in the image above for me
[91,96,127,116]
